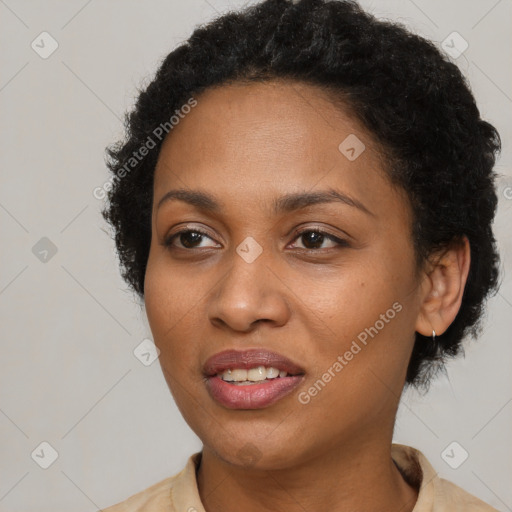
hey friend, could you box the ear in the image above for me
[415,236,471,337]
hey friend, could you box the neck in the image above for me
[196,437,418,512]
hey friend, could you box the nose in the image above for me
[208,249,291,333]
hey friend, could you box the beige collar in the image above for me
[165,443,495,512]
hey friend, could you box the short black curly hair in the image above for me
[101,0,501,388]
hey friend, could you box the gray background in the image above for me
[1,0,511,510]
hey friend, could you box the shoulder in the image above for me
[100,474,177,512]
[433,475,501,511]
[391,444,499,511]
[101,452,202,512]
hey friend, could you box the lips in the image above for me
[203,348,306,409]
[203,348,305,377]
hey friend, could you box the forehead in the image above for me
[153,80,404,218]
[157,80,379,165]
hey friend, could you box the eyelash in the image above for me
[163,227,349,252]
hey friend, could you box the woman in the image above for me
[101,0,502,510]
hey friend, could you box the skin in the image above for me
[144,79,470,512]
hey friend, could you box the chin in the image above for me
[204,434,307,472]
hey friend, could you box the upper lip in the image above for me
[203,348,306,377]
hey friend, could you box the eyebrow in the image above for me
[156,188,374,216]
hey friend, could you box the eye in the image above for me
[164,228,219,249]
[289,228,349,251]
[163,226,349,251]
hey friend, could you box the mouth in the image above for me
[203,348,305,409]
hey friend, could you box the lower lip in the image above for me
[206,375,304,409]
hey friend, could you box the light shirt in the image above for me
[101,443,498,511]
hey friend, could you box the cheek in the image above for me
[295,256,417,390]
[144,247,198,327]
[144,255,198,365]
[292,260,404,334]
[144,266,206,418]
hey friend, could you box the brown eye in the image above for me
[300,231,326,249]
[164,229,218,249]
[290,228,349,251]
[178,231,203,248]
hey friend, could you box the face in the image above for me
[144,80,425,470]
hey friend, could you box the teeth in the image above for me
[219,369,245,382]
[247,366,267,381]
[266,367,279,379]
[217,366,288,382]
